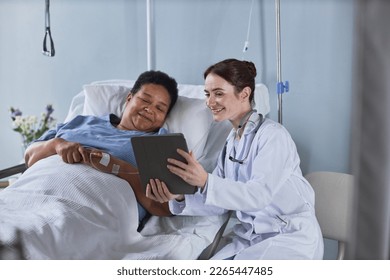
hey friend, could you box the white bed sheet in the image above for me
[0,155,225,259]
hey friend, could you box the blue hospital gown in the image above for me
[36,114,168,223]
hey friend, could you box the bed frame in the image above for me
[0,163,27,182]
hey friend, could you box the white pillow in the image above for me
[83,84,131,117]
[177,84,205,99]
[254,83,270,116]
[163,96,212,158]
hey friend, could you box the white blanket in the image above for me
[0,155,224,259]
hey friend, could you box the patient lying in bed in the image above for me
[26,70,179,219]
[0,70,186,259]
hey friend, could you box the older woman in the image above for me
[0,70,180,259]
[147,59,324,260]
[25,70,178,218]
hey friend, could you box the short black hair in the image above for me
[131,70,178,114]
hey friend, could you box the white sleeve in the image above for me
[169,181,227,216]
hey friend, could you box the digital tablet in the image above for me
[131,133,196,195]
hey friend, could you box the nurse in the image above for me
[146,58,324,260]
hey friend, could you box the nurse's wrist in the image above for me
[198,173,209,192]
[198,173,208,189]
[175,194,185,202]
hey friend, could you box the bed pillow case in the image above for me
[83,84,131,117]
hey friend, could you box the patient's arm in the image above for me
[85,150,172,217]
[25,138,87,167]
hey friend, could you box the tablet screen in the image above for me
[131,133,196,195]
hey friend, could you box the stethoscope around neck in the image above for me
[222,110,264,165]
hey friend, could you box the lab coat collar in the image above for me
[243,111,262,135]
[227,110,262,141]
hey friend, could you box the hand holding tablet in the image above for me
[131,133,197,195]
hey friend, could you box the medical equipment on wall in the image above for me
[42,0,55,57]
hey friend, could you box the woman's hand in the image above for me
[167,149,208,189]
[146,179,184,203]
[54,138,88,164]
[25,138,88,167]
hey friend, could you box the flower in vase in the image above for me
[10,105,56,147]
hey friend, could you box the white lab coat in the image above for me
[169,113,324,259]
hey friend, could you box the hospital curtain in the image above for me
[348,0,390,259]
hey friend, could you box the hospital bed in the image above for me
[0,80,270,260]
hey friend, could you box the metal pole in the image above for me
[146,0,155,70]
[275,0,283,124]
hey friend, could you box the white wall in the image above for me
[1,0,355,175]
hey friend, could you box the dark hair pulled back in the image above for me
[203,58,257,103]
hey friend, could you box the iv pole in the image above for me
[146,0,155,70]
[275,0,289,124]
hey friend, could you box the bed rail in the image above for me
[0,163,27,180]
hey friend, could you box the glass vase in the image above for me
[20,137,29,158]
